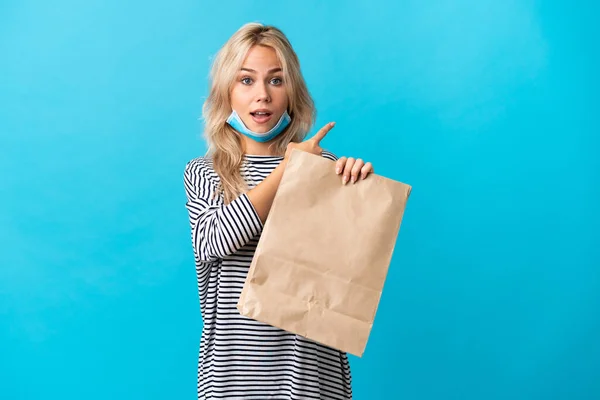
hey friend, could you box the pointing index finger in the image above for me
[311,122,335,144]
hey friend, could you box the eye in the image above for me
[241,77,253,85]
[270,77,283,85]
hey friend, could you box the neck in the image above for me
[242,136,282,156]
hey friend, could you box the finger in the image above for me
[361,162,373,180]
[342,157,355,185]
[311,122,335,144]
[351,159,365,184]
[335,157,347,174]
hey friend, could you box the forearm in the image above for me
[246,157,288,224]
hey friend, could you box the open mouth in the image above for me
[250,111,273,124]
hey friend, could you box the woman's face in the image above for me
[230,45,289,134]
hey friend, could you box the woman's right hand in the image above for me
[249,122,335,224]
[284,122,335,159]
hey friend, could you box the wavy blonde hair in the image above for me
[201,23,316,204]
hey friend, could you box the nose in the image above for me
[254,81,271,103]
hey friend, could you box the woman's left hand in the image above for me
[335,157,374,185]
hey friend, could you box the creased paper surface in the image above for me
[237,149,412,357]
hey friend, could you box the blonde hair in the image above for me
[201,23,316,204]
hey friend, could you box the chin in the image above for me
[248,122,276,134]
[252,126,271,134]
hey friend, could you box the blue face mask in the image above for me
[226,110,291,143]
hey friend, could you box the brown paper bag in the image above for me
[237,149,412,357]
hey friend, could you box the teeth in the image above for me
[254,112,268,115]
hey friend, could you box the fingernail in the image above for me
[342,176,348,185]
[351,177,356,184]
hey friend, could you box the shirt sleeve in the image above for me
[321,149,339,162]
[183,159,263,264]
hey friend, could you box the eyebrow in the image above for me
[240,67,283,74]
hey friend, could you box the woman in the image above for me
[184,22,374,400]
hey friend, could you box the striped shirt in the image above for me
[183,151,353,400]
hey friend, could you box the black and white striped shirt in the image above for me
[183,151,353,400]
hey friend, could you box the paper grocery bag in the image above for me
[237,149,412,357]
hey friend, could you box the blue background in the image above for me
[1,1,598,399]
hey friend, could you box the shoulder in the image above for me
[321,149,339,162]
[183,156,223,200]
[184,156,213,174]
[183,156,219,185]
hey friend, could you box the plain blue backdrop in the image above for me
[1,1,598,399]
